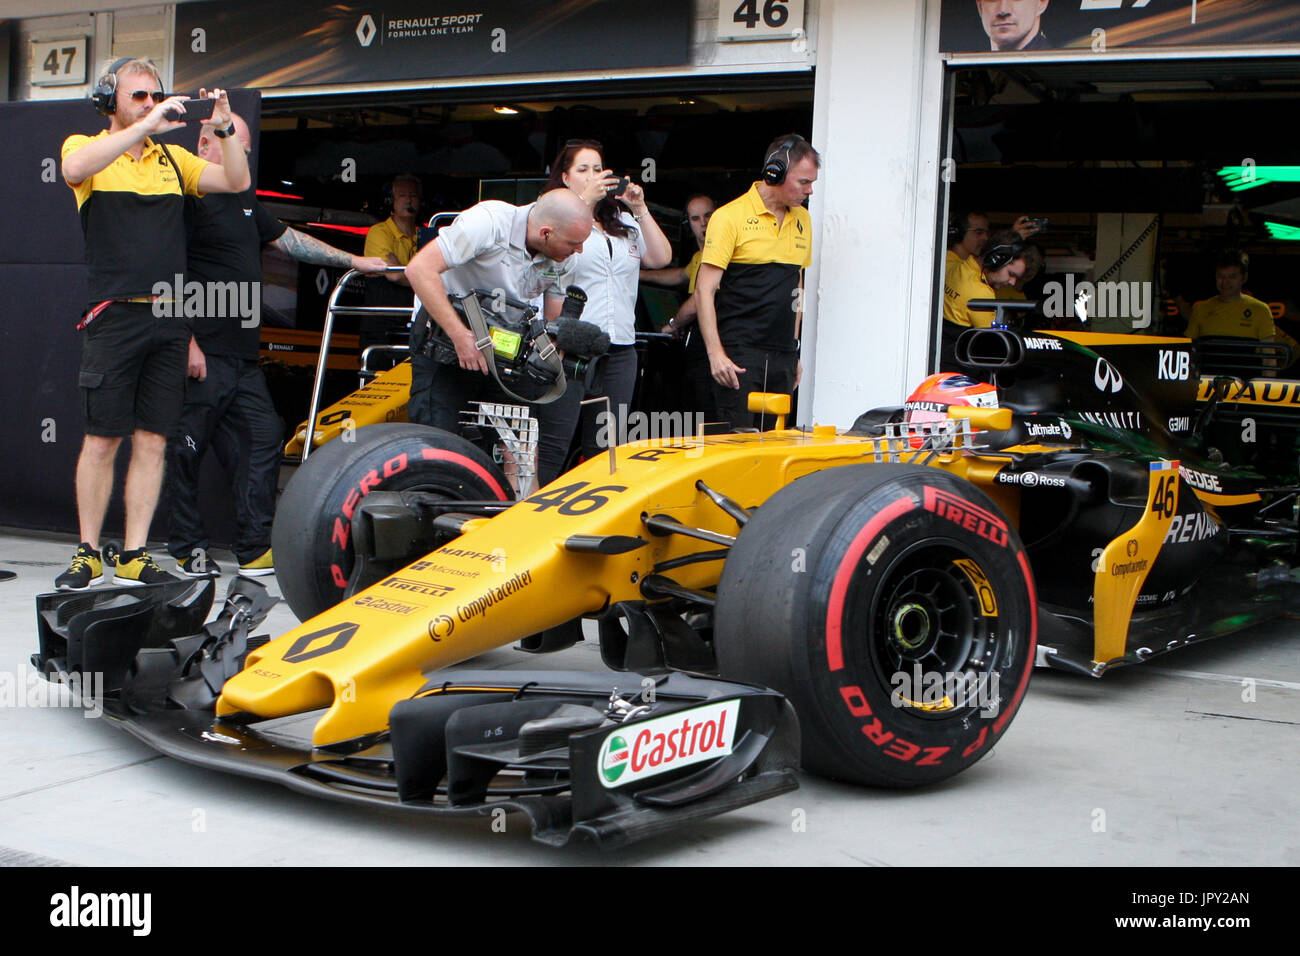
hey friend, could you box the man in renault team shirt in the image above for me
[57,58,249,590]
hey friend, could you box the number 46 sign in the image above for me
[717,0,806,42]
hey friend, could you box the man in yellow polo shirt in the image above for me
[362,173,423,348]
[940,230,1030,368]
[57,57,250,591]
[1185,250,1274,340]
[946,210,989,267]
[695,134,817,430]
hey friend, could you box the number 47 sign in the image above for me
[717,0,806,41]
[31,37,88,87]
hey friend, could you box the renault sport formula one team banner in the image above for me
[941,0,1300,54]
[175,0,690,91]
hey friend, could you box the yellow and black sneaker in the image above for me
[113,548,180,587]
[177,549,221,577]
[54,543,104,591]
[238,549,274,578]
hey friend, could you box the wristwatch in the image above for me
[212,122,237,139]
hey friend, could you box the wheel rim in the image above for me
[858,541,1003,721]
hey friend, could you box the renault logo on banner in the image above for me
[356,14,377,47]
[1094,358,1123,393]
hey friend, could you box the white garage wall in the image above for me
[803,0,945,427]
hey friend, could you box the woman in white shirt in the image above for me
[534,139,671,485]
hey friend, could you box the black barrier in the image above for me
[0,91,260,546]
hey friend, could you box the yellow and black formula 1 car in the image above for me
[32,315,1300,846]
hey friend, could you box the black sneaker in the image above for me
[55,543,104,591]
[114,548,180,586]
[177,549,221,577]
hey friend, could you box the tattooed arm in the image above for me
[272,227,387,273]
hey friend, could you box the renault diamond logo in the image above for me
[356,14,377,47]
[1094,358,1123,393]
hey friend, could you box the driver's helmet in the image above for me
[903,373,998,446]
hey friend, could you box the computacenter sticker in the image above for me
[598,699,740,788]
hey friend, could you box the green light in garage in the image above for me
[1264,221,1300,241]
[1217,165,1300,191]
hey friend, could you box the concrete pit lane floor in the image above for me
[1,529,1297,867]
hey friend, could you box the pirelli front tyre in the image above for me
[713,464,1036,788]
[272,424,512,621]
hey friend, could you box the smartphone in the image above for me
[1023,216,1050,231]
[165,98,216,122]
[608,176,630,198]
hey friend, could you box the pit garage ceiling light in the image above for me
[1264,221,1300,241]
[1217,165,1300,192]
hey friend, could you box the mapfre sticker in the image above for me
[598,700,739,789]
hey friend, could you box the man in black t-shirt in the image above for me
[165,112,385,577]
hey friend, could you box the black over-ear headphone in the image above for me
[982,239,1025,272]
[383,175,423,214]
[90,57,135,115]
[762,134,805,186]
[947,211,971,246]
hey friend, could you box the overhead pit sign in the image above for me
[175,0,690,91]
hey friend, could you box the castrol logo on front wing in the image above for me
[599,700,740,788]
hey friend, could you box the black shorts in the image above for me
[79,302,190,437]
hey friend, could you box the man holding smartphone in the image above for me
[56,58,250,590]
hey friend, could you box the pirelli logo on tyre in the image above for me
[598,700,740,789]
[923,487,1009,547]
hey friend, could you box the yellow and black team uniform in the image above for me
[62,130,207,437]
[939,253,996,370]
[362,215,418,325]
[1185,294,1275,340]
[701,182,811,429]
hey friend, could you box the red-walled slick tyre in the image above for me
[714,464,1036,787]
[272,424,511,621]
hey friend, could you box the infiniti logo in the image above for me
[1094,358,1123,393]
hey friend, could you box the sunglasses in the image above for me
[127,89,167,103]
[564,138,603,150]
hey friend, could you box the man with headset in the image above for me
[694,134,818,430]
[361,173,423,359]
[940,229,1031,368]
[56,58,249,590]
[947,210,990,266]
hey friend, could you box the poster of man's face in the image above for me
[976,0,1050,51]
[942,0,1300,54]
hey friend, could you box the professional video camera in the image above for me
[412,286,609,403]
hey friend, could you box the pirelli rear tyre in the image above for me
[714,464,1036,788]
[272,424,512,621]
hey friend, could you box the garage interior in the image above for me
[244,75,814,436]
[942,56,1300,342]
